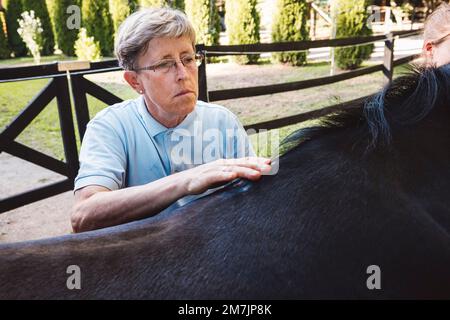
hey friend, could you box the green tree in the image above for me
[170,0,184,10]
[82,0,114,56]
[22,0,55,55]
[139,0,184,10]
[332,0,374,70]
[5,0,27,56]
[271,0,309,66]
[45,0,56,36]
[48,0,80,56]
[225,0,260,64]
[75,27,102,61]
[0,11,11,59]
[110,0,139,33]
[185,0,220,46]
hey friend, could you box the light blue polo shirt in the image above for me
[74,96,254,205]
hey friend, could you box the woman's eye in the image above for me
[183,57,195,63]
[157,61,173,69]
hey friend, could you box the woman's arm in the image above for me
[71,157,271,233]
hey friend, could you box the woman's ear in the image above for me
[423,41,434,58]
[124,71,143,94]
[422,41,436,66]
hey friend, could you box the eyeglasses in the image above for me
[431,32,450,46]
[133,52,204,74]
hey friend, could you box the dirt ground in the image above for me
[0,153,73,243]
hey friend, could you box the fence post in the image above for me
[58,61,91,141]
[70,75,90,141]
[196,44,209,102]
[383,33,395,85]
[54,77,79,181]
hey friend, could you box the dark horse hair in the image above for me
[282,63,450,154]
[0,64,449,299]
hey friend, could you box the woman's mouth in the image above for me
[175,90,194,97]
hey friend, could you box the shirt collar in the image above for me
[136,95,197,138]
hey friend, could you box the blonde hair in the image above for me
[114,7,196,70]
[423,2,450,42]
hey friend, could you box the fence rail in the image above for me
[0,59,121,83]
[0,29,423,213]
[206,29,420,55]
[0,77,78,213]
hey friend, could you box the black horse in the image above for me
[0,64,449,299]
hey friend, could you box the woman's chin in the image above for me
[174,96,196,110]
[169,103,195,119]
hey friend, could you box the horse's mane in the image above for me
[281,63,450,155]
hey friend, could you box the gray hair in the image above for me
[115,7,196,70]
[424,2,450,42]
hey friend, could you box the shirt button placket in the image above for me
[165,129,174,174]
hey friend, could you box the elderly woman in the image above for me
[422,2,450,67]
[72,7,271,233]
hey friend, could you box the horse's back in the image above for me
[1,131,449,299]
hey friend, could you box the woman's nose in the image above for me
[175,61,189,80]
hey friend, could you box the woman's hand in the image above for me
[180,157,272,195]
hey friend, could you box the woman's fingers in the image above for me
[221,165,263,180]
[213,157,272,173]
[184,157,272,195]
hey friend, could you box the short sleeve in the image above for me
[74,115,127,191]
[227,112,256,158]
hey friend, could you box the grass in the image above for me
[0,76,137,160]
[0,58,413,160]
[211,61,410,136]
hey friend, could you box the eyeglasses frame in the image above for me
[132,52,205,73]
